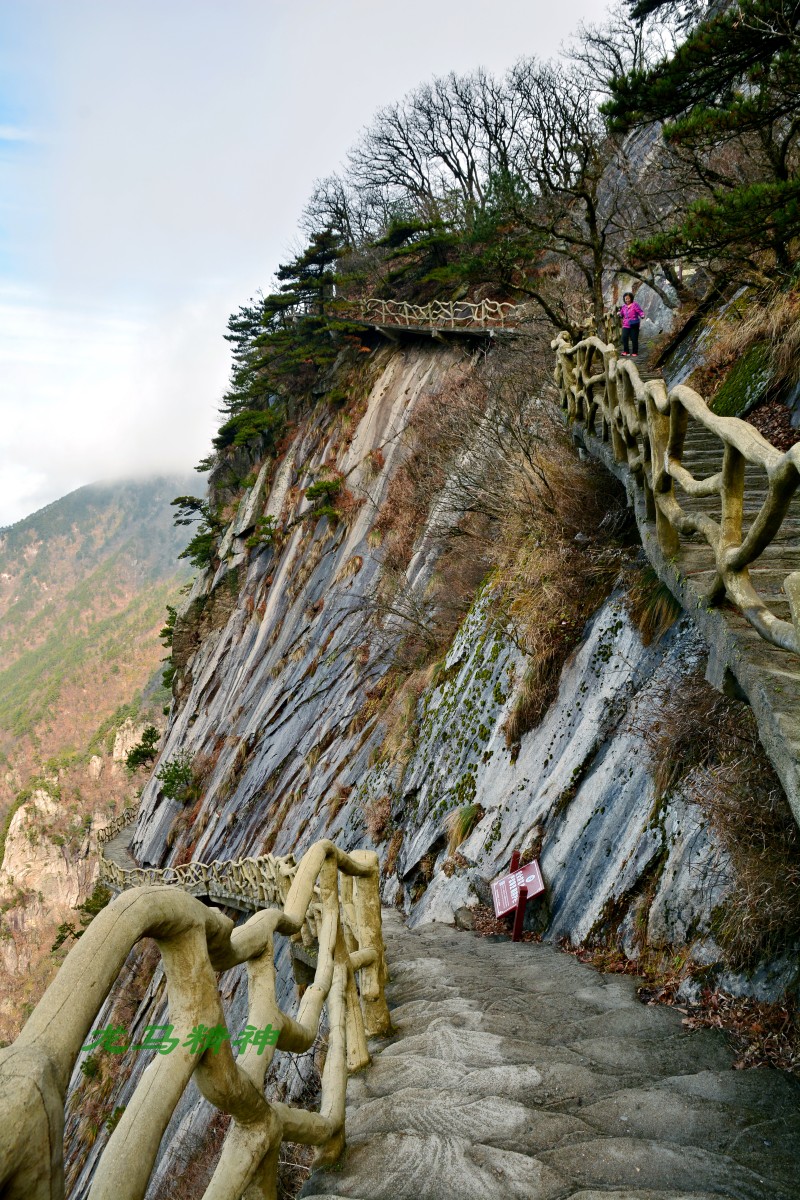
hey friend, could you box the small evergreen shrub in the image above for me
[304,476,344,522]
[80,1055,100,1079]
[51,884,112,951]
[160,605,177,649]
[212,409,282,451]
[245,514,280,549]
[156,751,198,804]
[126,726,160,771]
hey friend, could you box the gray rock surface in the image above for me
[65,340,800,1195]
[303,910,800,1200]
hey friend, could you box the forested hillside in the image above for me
[0,476,193,811]
[0,475,197,1041]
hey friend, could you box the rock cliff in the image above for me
[64,334,800,1195]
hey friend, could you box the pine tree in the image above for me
[218,228,351,429]
[605,0,800,280]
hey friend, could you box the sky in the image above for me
[0,0,609,527]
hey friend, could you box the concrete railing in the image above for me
[353,296,525,329]
[97,808,327,940]
[96,806,137,847]
[0,839,389,1200]
[553,328,800,655]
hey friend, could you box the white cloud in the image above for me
[1,0,610,525]
[0,285,224,524]
[0,126,34,143]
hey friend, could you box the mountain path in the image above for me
[302,909,800,1200]
[101,822,137,870]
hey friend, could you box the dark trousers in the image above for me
[622,323,640,354]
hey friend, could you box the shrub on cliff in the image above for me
[125,726,160,772]
[212,408,283,451]
[155,750,198,805]
[171,496,222,570]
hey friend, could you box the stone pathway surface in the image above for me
[101,821,137,869]
[302,910,800,1200]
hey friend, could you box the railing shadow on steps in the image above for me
[0,837,390,1200]
[553,327,800,656]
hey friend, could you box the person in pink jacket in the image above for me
[619,291,644,357]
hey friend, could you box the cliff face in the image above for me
[63,335,799,1195]
[0,790,95,972]
[133,342,469,869]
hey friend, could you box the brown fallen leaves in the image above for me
[747,397,800,452]
[563,941,800,1075]
[681,991,800,1074]
[469,902,541,942]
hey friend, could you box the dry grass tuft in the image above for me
[363,447,386,478]
[334,554,364,583]
[276,1142,314,1200]
[290,640,310,665]
[364,794,392,843]
[148,1112,232,1199]
[304,745,321,772]
[325,784,352,826]
[625,565,682,646]
[383,828,404,878]
[645,671,800,965]
[444,802,485,854]
[377,666,435,764]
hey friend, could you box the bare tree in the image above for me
[568,1,682,94]
[505,60,620,325]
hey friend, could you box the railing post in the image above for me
[784,572,800,654]
[349,852,391,1038]
[647,390,681,559]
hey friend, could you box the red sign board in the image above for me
[491,861,545,918]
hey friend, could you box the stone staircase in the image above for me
[645,421,800,812]
[622,340,662,383]
[558,323,800,820]
[100,819,137,870]
[303,910,800,1200]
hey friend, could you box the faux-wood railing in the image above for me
[353,296,525,328]
[0,839,389,1200]
[98,808,316,931]
[553,329,800,655]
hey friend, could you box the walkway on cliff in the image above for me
[303,910,800,1200]
[344,297,526,341]
[100,820,136,870]
[554,328,800,827]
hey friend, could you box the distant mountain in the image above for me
[0,475,196,805]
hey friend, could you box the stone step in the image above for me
[302,914,800,1200]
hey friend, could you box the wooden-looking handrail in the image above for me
[0,837,389,1200]
[347,296,526,329]
[552,328,800,654]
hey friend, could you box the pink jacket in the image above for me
[620,301,644,328]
